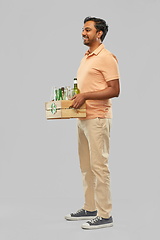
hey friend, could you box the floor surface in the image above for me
[0,198,159,240]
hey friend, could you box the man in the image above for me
[65,17,120,230]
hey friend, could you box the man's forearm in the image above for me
[84,86,119,101]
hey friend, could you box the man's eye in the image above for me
[82,28,91,33]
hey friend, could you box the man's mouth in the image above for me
[83,37,88,41]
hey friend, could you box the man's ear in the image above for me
[97,30,103,40]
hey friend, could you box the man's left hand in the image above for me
[70,93,86,109]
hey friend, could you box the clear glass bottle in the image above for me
[67,86,72,99]
[50,86,58,101]
[64,87,68,100]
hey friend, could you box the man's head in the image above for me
[82,17,108,46]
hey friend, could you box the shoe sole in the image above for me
[81,222,113,229]
[65,216,96,221]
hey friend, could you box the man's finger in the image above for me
[70,95,76,100]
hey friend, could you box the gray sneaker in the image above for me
[65,209,97,221]
[81,216,113,229]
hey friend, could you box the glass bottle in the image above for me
[64,87,68,100]
[61,87,64,99]
[58,88,63,100]
[50,86,58,101]
[67,86,72,99]
[55,88,58,101]
[73,78,80,95]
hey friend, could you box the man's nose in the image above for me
[82,30,86,36]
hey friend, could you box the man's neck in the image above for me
[89,42,102,54]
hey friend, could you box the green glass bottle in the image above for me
[55,88,58,101]
[73,78,80,95]
[58,88,63,100]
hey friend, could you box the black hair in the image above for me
[84,16,109,42]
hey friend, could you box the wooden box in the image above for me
[45,100,86,119]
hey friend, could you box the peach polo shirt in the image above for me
[77,43,120,120]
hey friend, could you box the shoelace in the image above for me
[90,216,102,223]
[76,209,85,214]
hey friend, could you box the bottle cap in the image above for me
[74,78,77,84]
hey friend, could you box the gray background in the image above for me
[0,0,159,239]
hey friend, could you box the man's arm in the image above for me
[71,79,120,109]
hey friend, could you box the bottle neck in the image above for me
[74,79,77,89]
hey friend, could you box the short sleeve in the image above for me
[100,53,120,82]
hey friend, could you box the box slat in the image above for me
[61,109,86,118]
[46,110,62,119]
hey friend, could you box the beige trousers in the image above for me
[77,118,112,219]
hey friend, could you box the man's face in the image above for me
[82,21,100,46]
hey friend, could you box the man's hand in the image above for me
[70,93,86,109]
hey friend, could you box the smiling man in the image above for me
[65,17,120,230]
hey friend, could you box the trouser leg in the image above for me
[77,120,97,212]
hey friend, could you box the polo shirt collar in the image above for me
[85,43,105,57]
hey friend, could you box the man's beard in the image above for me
[83,41,90,46]
[83,37,90,46]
